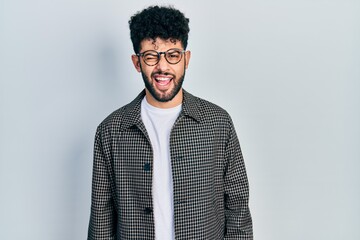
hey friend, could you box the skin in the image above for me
[131,38,191,109]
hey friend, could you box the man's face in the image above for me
[132,38,191,107]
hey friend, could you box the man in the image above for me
[88,5,253,240]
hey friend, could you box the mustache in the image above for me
[151,71,175,78]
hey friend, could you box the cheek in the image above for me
[141,66,154,77]
[174,65,185,75]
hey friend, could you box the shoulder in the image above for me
[94,105,128,142]
[198,96,230,117]
[97,91,145,134]
[99,105,127,128]
[183,90,232,124]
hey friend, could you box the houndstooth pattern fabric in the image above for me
[88,90,253,240]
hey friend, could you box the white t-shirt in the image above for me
[141,97,182,240]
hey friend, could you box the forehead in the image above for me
[140,38,183,51]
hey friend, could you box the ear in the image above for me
[131,54,141,72]
[184,50,191,69]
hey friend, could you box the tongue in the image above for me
[154,74,172,86]
[157,79,170,86]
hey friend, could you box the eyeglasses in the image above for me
[137,48,186,66]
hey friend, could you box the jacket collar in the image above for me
[120,89,201,131]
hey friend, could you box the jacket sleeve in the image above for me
[224,118,253,239]
[88,126,117,240]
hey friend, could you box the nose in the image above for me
[155,53,169,72]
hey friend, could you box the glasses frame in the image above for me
[136,48,186,66]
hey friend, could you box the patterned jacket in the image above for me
[88,90,253,239]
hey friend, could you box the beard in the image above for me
[141,69,185,103]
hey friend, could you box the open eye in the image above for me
[165,49,183,63]
[166,50,181,59]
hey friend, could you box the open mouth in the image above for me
[153,74,174,87]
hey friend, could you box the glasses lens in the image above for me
[165,49,182,64]
[143,51,159,65]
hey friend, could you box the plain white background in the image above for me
[1,0,359,239]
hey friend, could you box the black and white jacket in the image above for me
[88,90,253,239]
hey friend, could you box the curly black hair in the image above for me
[129,5,190,53]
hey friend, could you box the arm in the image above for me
[88,126,117,240]
[224,119,253,239]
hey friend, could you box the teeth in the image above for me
[155,77,171,81]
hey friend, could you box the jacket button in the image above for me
[144,207,153,214]
[143,163,150,171]
[175,156,183,161]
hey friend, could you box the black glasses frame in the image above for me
[137,48,186,66]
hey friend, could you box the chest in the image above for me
[112,117,226,192]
